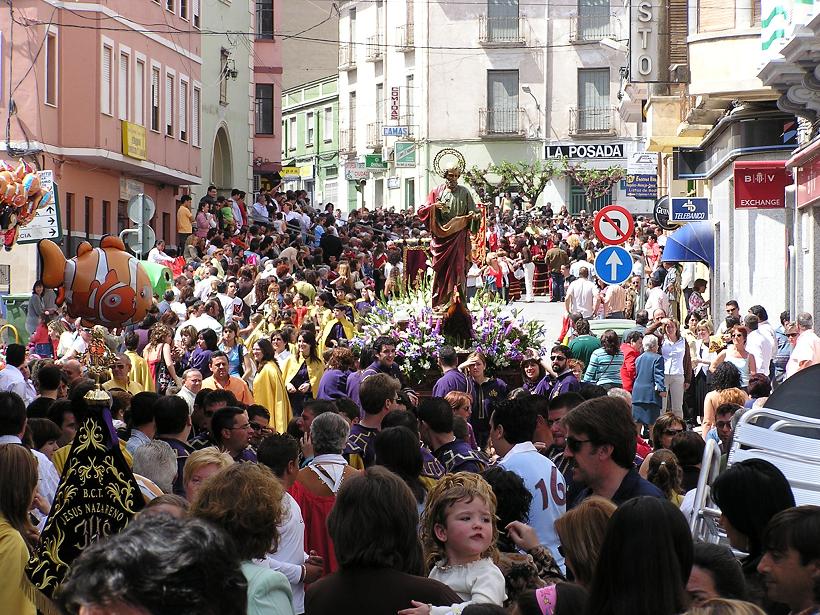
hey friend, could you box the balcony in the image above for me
[396,24,415,52]
[479,108,526,137]
[569,107,617,135]
[367,121,384,149]
[366,35,384,62]
[338,45,356,71]
[339,128,356,155]
[479,16,526,46]
[569,10,615,43]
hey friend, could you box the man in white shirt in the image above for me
[744,314,774,377]
[0,344,36,406]
[217,279,244,324]
[786,312,820,379]
[492,398,566,571]
[749,305,778,371]
[564,267,597,318]
[257,433,324,614]
[188,299,224,336]
[569,258,594,279]
[644,276,670,317]
[147,240,175,266]
[176,369,202,414]
[194,267,220,302]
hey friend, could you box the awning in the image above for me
[661,221,715,268]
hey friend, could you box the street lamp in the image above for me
[521,86,542,137]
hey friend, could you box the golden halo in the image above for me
[433,148,466,178]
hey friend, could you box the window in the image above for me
[486,0,521,42]
[192,0,200,29]
[102,200,111,235]
[85,197,93,242]
[179,79,188,141]
[150,65,161,131]
[288,117,297,150]
[101,44,113,115]
[45,32,57,106]
[219,49,229,105]
[117,200,129,234]
[577,68,610,131]
[486,69,519,133]
[405,74,414,124]
[118,51,129,120]
[376,83,384,120]
[305,111,315,146]
[180,0,188,20]
[569,178,612,213]
[165,72,174,136]
[323,106,333,142]
[349,91,356,130]
[256,0,273,39]
[135,59,145,125]
[166,0,174,12]
[192,85,201,146]
[576,0,611,41]
[255,84,274,134]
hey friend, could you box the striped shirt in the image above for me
[582,348,624,387]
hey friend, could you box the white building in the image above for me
[335,0,648,214]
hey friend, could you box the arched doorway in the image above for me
[211,126,233,191]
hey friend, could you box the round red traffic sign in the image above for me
[593,205,635,246]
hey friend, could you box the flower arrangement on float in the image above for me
[351,277,545,385]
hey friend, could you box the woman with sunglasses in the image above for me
[709,325,756,388]
[638,412,686,478]
[692,319,717,423]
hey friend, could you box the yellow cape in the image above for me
[126,350,154,392]
[318,317,355,356]
[253,361,292,434]
[283,355,325,399]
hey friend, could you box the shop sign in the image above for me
[796,154,820,208]
[545,143,625,159]
[395,141,416,168]
[121,121,147,160]
[390,87,400,121]
[625,174,657,199]
[281,167,301,180]
[629,0,663,82]
[733,161,790,209]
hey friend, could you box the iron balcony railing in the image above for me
[396,24,415,51]
[366,35,384,61]
[338,45,356,70]
[339,128,356,154]
[479,15,526,45]
[479,108,526,136]
[569,106,616,134]
[569,10,615,42]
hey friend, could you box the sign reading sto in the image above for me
[122,121,147,160]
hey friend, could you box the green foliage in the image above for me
[564,163,626,200]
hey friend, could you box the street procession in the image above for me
[0,1,819,614]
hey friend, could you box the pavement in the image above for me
[509,296,567,346]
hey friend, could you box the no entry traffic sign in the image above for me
[594,205,634,246]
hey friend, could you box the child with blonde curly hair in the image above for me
[400,472,506,615]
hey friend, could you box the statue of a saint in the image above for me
[418,149,482,311]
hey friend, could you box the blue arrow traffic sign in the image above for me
[594,246,633,285]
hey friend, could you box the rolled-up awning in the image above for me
[661,221,714,268]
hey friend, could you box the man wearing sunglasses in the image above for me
[535,345,581,400]
[563,396,663,509]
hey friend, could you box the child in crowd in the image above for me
[401,472,506,615]
[646,449,685,507]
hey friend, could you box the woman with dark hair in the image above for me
[176,324,199,372]
[701,362,748,438]
[284,331,325,416]
[305,466,460,615]
[317,347,356,401]
[670,430,706,492]
[25,280,46,335]
[143,324,182,394]
[374,426,428,516]
[585,496,693,615]
[711,459,794,612]
[481,466,564,605]
[710,325,756,388]
[460,351,507,450]
[582,330,624,390]
[191,463,294,615]
[744,373,771,408]
[657,318,692,419]
[252,338,291,434]
[220,322,253,381]
[0,444,39,613]
[521,357,547,393]
[191,328,219,379]
[687,542,748,607]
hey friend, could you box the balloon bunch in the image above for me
[0,159,54,251]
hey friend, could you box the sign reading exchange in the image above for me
[545,143,625,159]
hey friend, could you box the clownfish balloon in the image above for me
[38,236,154,328]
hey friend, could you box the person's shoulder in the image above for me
[242,561,292,593]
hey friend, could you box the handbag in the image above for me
[154,344,175,394]
[513,267,526,281]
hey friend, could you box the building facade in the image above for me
[253,0,284,191]
[335,0,647,214]
[629,0,815,319]
[281,77,340,207]
[0,0,202,291]
[196,0,255,200]
[280,0,339,91]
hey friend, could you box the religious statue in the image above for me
[418,149,484,312]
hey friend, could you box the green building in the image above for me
[281,76,340,207]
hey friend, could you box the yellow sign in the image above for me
[121,121,147,160]
[281,166,301,179]
[299,164,314,179]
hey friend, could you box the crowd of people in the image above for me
[2,189,820,615]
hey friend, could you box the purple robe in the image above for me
[432,369,469,398]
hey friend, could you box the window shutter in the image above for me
[135,61,144,125]
[669,0,689,65]
[192,88,200,146]
[192,0,200,27]
[118,53,129,120]
[102,46,112,114]
[698,0,734,32]
[165,74,173,135]
[152,69,159,107]
[179,81,187,139]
